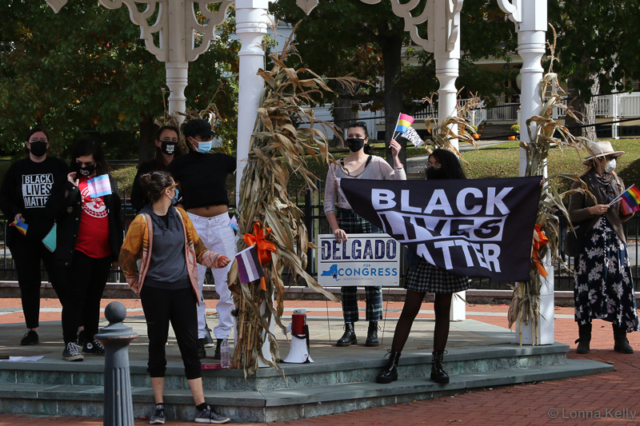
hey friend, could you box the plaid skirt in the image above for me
[406,258,470,294]
[335,207,377,234]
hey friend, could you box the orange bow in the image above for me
[243,222,277,290]
[532,224,549,277]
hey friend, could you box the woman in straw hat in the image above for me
[568,141,638,355]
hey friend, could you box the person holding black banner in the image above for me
[568,141,638,355]
[376,149,469,385]
[324,122,406,347]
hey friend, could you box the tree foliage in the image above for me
[0,1,239,159]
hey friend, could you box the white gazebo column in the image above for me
[500,0,553,345]
[235,0,272,366]
[166,62,189,121]
[235,0,269,205]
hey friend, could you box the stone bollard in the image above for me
[95,301,138,426]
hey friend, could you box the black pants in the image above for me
[11,236,66,329]
[140,285,201,380]
[62,251,111,344]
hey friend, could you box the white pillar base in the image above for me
[258,298,276,368]
[450,291,466,321]
[516,271,555,346]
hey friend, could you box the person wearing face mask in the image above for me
[46,137,124,361]
[324,122,406,347]
[130,126,184,213]
[376,149,469,386]
[0,128,68,346]
[568,141,638,355]
[119,171,231,424]
[166,119,236,360]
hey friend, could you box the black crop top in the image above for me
[166,151,236,209]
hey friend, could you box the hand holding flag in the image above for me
[610,184,640,214]
[10,218,28,236]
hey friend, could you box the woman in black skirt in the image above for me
[377,148,469,385]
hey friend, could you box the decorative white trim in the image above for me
[45,0,68,13]
[497,0,522,24]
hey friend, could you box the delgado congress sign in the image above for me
[317,233,401,287]
[339,177,541,282]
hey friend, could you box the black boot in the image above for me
[213,339,223,359]
[613,324,634,354]
[197,338,206,359]
[575,323,592,354]
[336,323,357,346]
[365,321,379,347]
[430,351,449,384]
[376,350,400,384]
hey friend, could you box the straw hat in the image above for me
[582,141,625,165]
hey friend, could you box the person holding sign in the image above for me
[130,126,184,212]
[568,141,638,355]
[324,122,405,347]
[119,171,231,425]
[46,137,123,362]
[377,149,469,385]
[0,128,68,346]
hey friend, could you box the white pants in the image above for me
[188,212,236,340]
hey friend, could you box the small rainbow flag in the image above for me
[10,219,28,236]
[395,113,415,134]
[619,184,640,214]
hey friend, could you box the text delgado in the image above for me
[320,238,399,277]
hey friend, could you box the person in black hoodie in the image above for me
[0,128,68,346]
[130,125,184,212]
[46,137,123,362]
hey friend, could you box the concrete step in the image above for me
[0,359,613,422]
[0,343,570,392]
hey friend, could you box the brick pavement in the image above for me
[1,299,639,426]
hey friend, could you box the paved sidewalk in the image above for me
[0,298,638,426]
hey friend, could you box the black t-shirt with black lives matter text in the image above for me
[0,157,68,242]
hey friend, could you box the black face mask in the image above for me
[346,138,365,153]
[29,141,47,158]
[75,163,96,177]
[161,141,178,155]
[426,167,446,180]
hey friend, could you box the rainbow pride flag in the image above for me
[395,113,415,134]
[10,219,28,236]
[620,184,640,214]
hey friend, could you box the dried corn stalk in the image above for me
[507,27,594,345]
[227,21,361,376]
[423,91,481,154]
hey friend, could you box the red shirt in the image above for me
[76,177,112,259]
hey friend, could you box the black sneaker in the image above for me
[197,339,206,359]
[194,405,230,424]
[62,342,84,362]
[204,326,215,348]
[149,407,166,424]
[20,330,39,346]
[212,339,223,360]
[83,340,105,355]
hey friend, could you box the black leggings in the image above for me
[62,250,111,344]
[140,285,201,380]
[391,291,453,353]
[11,236,65,329]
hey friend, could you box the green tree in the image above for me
[0,1,239,160]
[549,0,640,140]
[271,0,515,164]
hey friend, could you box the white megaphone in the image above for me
[283,309,313,363]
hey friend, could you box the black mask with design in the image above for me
[29,141,47,158]
[161,141,178,155]
[75,163,96,177]
[426,167,446,180]
[346,138,366,153]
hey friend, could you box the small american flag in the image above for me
[87,175,112,199]
[236,245,264,284]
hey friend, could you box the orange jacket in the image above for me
[119,207,223,302]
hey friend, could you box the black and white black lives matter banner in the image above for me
[340,177,541,281]
[22,173,54,208]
